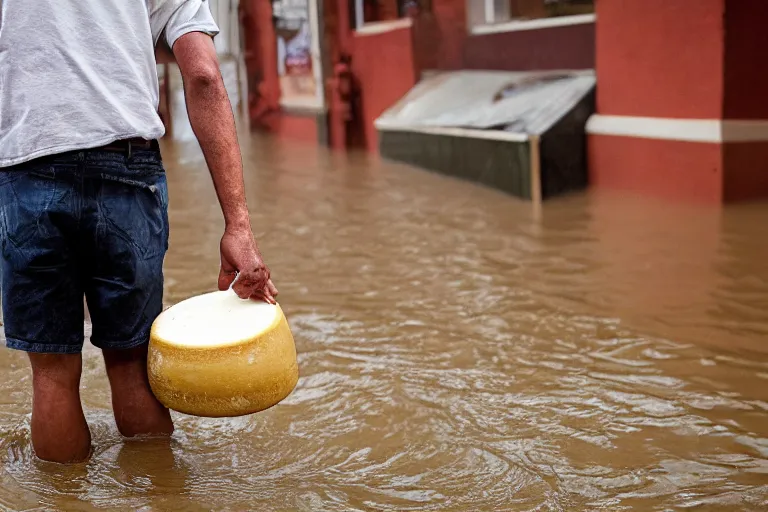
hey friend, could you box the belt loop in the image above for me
[127,140,132,160]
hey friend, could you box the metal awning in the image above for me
[375,69,596,136]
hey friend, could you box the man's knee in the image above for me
[103,344,149,368]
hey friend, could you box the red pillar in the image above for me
[326,0,354,150]
[721,0,768,201]
[587,0,768,203]
[240,0,281,126]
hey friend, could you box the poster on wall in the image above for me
[272,0,324,110]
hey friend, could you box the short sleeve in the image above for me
[149,0,220,49]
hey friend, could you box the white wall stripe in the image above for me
[470,13,596,35]
[374,122,530,142]
[722,120,768,142]
[355,17,412,36]
[587,115,768,143]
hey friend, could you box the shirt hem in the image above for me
[167,27,219,49]
[0,130,165,168]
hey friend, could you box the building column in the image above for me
[587,0,768,203]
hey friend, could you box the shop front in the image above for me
[239,0,328,144]
[240,0,595,151]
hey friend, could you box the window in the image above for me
[468,0,594,33]
[353,0,428,31]
[273,0,325,110]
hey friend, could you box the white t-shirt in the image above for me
[0,0,220,167]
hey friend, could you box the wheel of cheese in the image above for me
[147,290,299,418]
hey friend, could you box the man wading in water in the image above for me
[0,0,277,463]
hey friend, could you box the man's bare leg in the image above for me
[102,344,174,437]
[28,353,91,463]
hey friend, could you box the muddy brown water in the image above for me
[1,132,768,511]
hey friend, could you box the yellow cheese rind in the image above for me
[148,300,299,418]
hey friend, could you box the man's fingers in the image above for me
[231,268,270,300]
[231,276,252,299]
[267,279,278,298]
[251,279,277,305]
[250,290,276,305]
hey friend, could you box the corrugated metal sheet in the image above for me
[375,69,595,135]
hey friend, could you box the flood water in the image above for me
[1,129,768,511]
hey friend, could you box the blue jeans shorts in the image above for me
[0,144,169,354]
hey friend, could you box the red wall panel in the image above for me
[273,113,319,144]
[589,135,724,203]
[723,142,768,201]
[723,0,768,119]
[352,27,418,151]
[596,0,725,119]
[464,23,595,71]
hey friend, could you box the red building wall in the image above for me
[425,0,466,70]
[723,143,768,202]
[596,0,724,119]
[723,0,768,203]
[351,26,418,151]
[723,0,768,119]
[589,0,768,203]
[410,0,596,72]
[255,0,595,148]
[464,23,595,71]
[271,114,320,144]
[350,0,596,152]
[589,137,724,204]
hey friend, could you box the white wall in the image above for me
[207,0,241,56]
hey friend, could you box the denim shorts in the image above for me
[0,145,169,354]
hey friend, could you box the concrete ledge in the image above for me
[355,18,412,36]
[375,122,530,142]
[471,14,595,36]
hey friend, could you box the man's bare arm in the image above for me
[171,32,248,228]
[171,31,277,303]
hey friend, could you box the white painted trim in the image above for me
[354,0,364,30]
[587,115,721,142]
[307,0,326,109]
[375,122,530,142]
[470,13,595,35]
[355,18,413,36]
[483,0,494,24]
[587,114,768,143]
[483,0,510,25]
[722,120,768,142]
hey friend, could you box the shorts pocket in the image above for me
[99,172,169,260]
[0,170,21,187]
[0,168,57,252]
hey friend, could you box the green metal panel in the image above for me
[379,131,532,200]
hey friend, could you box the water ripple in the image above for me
[0,135,767,510]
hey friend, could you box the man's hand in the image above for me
[171,32,279,304]
[218,226,279,304]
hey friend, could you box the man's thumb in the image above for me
[218,265,237,291]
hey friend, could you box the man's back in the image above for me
[0,0,214,167]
